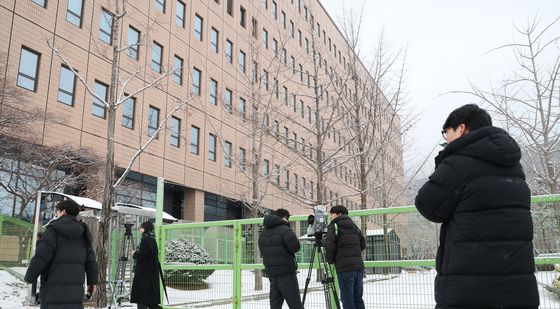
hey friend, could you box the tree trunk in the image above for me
[96,1,121,306]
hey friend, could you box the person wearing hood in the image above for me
[415,104,539,308]
[258,208,303,309]
[130,221,161,309]
[24,200,98,309]
[325,205,366,309]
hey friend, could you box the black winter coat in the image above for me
[24,215,98,309]
[131,231,161,305]
[258,214,301,277]
[415,126,539,309]
[325,215,365,273]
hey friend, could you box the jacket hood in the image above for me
[263,214,289,229]
[436,126,521,167]
[49,215,86,240]
[331,215,356,229]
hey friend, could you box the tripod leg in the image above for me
[302,243,317,307]
[317,247,341,309]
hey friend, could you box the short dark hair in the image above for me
[141,221,155,232]
[329,205,348,215]
[275,208,290,219]
[56,200,81,216]
[442,104,492,132]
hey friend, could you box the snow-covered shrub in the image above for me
[165,236,214,284]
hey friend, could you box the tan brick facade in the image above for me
[0,0,404,221]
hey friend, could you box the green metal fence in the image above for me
[0,214,34,268]
[159,195,560,308]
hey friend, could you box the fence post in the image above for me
[155,177,165,306]
[232,221,242,309]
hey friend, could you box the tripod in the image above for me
[111,223,136,307]
[302,233,340,309]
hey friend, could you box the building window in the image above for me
[291,132,297,149]
[148,106,159,137]
[304,6,308,20]
[224,88,232,112]
[298,30,302,46]
[305,38,309,54]
[261,0,267,9]
[99,9,113,44]
[262,28,268,49]
[291,56,295,74]
[272,120,280,137]
[299,64,303,81]
[239,148,246,171]
[282,86,288,105]
[263,159,270,176]
[170,116,181,147]
[191,126,200,154]
[284,170,290,190]
[284,126,289,140]
[274,164,280,185]
[57,65,76,106]
[192,67,201,95]
[272,1,277,19]
[252,61,258,83]
[155,0,165,13]
[292,94,297,112]
[227,0,233,16]
[211,27,219,53]
[92,81,108,118]
[151,41,163,73]
[176,1,185,27]
[173,55,183,85]
[300,100,304,118]
[66,0,83,27]
[225,40,233,64]
[127,26,140,59]
[122,96,135,129]
[239,97,246,119]
[194,15,203,41]
[224,141,231,167]
[281,48,286,64]
[261,70,268,90]
[273,79,279,98]
[251,18,257,38]
[208,134,217,161]
[290,20,294,38]
[209,78,218,105]
[294,173,298,193]
[281,11,286,29]
[32,0,46,7]
[239,50,246,73]
[240,6,246,28]
[272,39,278,57]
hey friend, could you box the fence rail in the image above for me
[159,195,560,309]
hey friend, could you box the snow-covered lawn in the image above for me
[1,268,559,309]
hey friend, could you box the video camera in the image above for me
[306,205,328,236]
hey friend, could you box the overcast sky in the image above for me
[320,0,560,178]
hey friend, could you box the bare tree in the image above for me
[458,16,560,256]
[48,1,192,305]
[0,136,101,219]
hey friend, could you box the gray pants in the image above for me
[269,273,303,309]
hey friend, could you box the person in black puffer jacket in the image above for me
[325,205,366,309]
[415,104,539,309]
[24,200,98,309]
[258,208,303,309]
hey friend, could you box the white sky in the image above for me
[320,0,560,177]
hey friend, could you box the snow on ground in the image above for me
[1,268,559,308]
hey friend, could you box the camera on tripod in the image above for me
[305,205,328,239]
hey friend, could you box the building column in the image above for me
[183,189,204,222]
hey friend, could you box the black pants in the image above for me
[136,304,159,309]
[269,273,303,309]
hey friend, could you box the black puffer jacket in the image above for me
[415,126,539,309]
[258,214,301,277]
[24,215,98,309]
[325,215,365,273]
[131,231,160,305]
